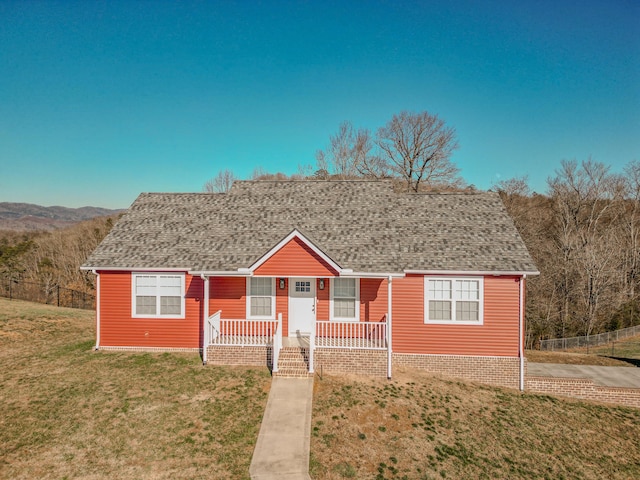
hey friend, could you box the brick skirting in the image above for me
[526,376,640,409]
[393,353,522,389]
[98,346,201,353]
[206,345,272,369]
[314,348,388,377]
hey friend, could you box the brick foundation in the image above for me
[206,345,272,368]
[314,348,388,377]
[526,376,640,409]
[393,353,522,389]
[98,346,201,353]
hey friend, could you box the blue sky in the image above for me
[1,0,638,209]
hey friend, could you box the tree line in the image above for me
[496,159,639,347]
[0,216,118,298]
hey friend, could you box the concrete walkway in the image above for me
[249,377,314,480]
[528,363,640,388]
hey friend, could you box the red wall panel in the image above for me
[99,271,202,348]
[209,277,246,319]
[392,275,521,357]
[360,278,388,323]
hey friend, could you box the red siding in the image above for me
[392,275,521,357]
[209,277,245,319]
[276,278,289,333]
[99,271,202,348]
[360,278,388,323]
[317,278,330,321]
[254,237,338,277]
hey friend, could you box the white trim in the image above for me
[202,275,210,365]
[82,266,189,272]
[519,274,526,391]
[339,271,405,278]
[131,272,186,319]
[387,276,392,379]
[246,277,276,320]
[248,229,342,273]
[330,277,360,322]
[406,269,539,277]
[95,270,100,350]
[190,270,252,277]
[424,276,484,325]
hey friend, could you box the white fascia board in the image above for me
[339,272,405,278]
[190,270,253,277]
[81,266,190,272]
[404,269,540,277]
[248,228,342,273]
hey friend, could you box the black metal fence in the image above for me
[0,279,95,310]
[540,325,640,351]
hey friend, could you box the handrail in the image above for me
[309,322,315,373]
[207,310,222,346]
[315,317,387,350]
[272,313,282,373]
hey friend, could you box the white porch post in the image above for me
[387,275,393,379]
[93,270,100,350]
[202,275,210,365]
[309,318,315,374]
[519,274,526,391]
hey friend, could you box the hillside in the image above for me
[0,202,122,231]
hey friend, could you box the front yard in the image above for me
[0,298,271,479]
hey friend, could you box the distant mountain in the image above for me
[0,202,123,231]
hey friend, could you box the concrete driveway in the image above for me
[528,363,640,388]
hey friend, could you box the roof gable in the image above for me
[251,230,340,277]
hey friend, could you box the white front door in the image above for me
[288,278,316,336]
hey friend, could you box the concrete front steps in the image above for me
[274,346,313,378]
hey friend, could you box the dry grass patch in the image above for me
[525,350,633,367]
[310,370,640,480]
[0,298,271,479]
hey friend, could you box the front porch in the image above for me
[204,313,391,377]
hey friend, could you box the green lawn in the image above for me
[0,298,271,479]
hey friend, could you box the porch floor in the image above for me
[282,336,310,348]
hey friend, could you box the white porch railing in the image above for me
[272,313,283,373]
[208,314,279,347]
[309,325,315,373]
[315,316,388,350]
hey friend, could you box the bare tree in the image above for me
[316,121,384,179]
[375,111,460,192]
[620,161,640,307]
[546,158,623,336]
[203,169,237,193]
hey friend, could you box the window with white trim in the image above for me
[247,277,275,318]
[132,273,185,318]
[331,278,360,321]
[424,277,483,324]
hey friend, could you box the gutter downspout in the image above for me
[387,276,393,379]
[92,270,100,350]
[519,274,527,391]
[201,274,210,365]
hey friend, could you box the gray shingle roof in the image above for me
[83,180,538,274]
